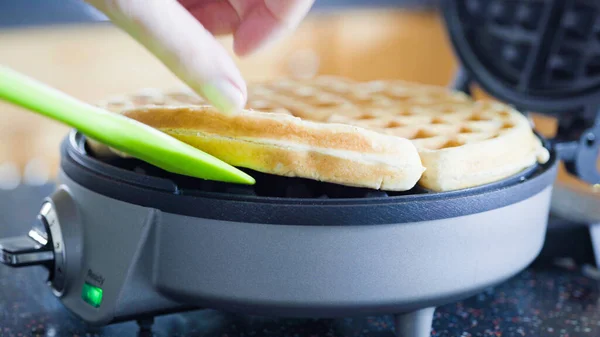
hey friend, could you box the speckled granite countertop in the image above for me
[1,185,599,337]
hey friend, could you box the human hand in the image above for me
[85,0,315,113]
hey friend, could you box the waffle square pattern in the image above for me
[93,76,550,192]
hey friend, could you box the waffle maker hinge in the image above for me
[552,109,600,185]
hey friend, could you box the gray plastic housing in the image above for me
[51,168,555,327]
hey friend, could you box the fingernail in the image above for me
[201,79,246,113]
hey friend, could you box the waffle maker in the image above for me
[0,1,599,337]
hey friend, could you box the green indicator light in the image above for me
[81,282,103,308]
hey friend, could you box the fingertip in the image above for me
[232,0,315,57]
[182,0,240,36]
[264,0,315,26]
[232,8,284,56]
[200,78,247,114]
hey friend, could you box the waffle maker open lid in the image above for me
[441,0,600,188]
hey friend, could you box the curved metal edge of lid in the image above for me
[59,130,559,226]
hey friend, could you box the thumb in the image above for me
[85,0,247,113]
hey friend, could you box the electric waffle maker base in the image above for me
[0,2,598,337]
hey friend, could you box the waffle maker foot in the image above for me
[394,307,436,337]
[136,318,155,337]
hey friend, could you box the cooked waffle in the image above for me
[90,87,426,191]
[90,76,549,192]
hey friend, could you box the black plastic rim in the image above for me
[59,131,558,226]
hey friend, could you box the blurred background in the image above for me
[0,0,594,203]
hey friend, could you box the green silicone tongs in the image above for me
[0,65,255,185]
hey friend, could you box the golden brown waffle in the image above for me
[91,76,549,192]
[91,86,426,191]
